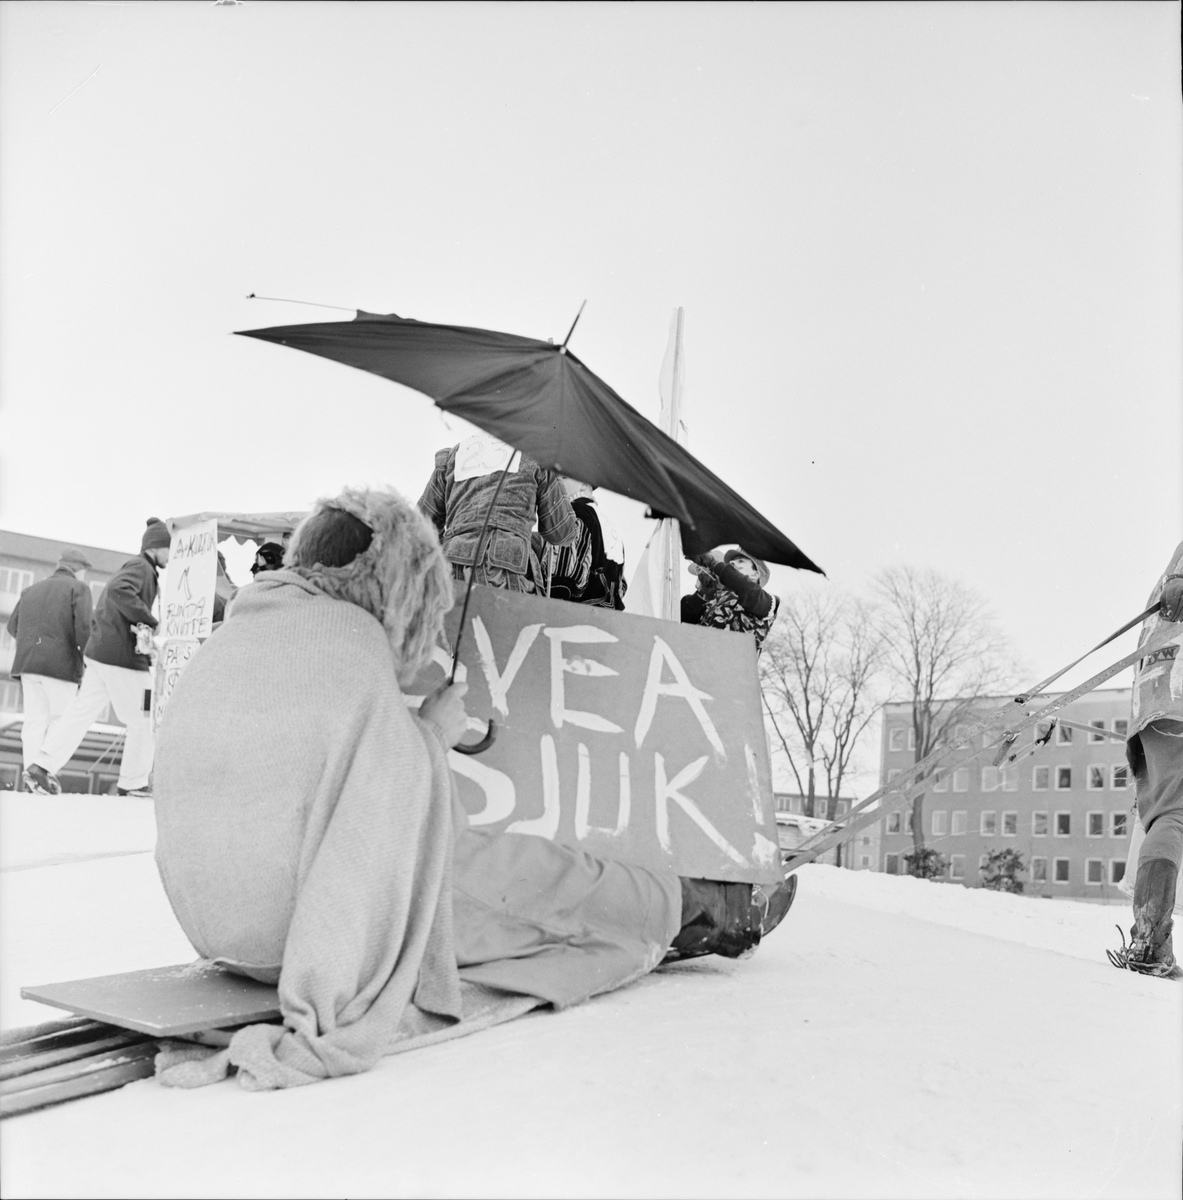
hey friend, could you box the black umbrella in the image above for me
[236,309,823,573]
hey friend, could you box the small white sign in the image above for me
[453,434,521,482]
[162,518,218,641]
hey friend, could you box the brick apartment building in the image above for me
[876,689,1135,900]
[1,530,136,792]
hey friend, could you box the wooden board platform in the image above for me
[20,961,281,1037]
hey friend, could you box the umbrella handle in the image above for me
[452,718,496,755]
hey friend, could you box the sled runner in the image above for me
[2,963,279,1117]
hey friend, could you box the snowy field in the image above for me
[1,794,1180,1200]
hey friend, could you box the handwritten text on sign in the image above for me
[153,638,200,729]
[162,519,218,641]
[408,586,781,885]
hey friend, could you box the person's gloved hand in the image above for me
[1159,576,1183,622]
[419,681,470,748]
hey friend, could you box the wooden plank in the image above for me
[0,1029,151,1082]
[21,961,280,1037]
[0,1042,158,1117]
[0,1019,107,1060]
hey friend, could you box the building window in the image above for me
[886,812,901,834]
[1032,811,1049,836]
[1110,860,1126,885]
[1089,720,1106,743]
[1086,859,1104,885]
[980,811,997,836]
[981,766,1000,792]
[1033,766,1050,791]
[836,801,849,816]
[885,853,900,874]
[1057,723,1073,745]
[1002,811,1017,836]
[1036,721,1053,742]
[1087,766,1106,791]
[908,727,916,751]
[1087,811,1104,837]
[952,768,969,792]
[978,854,990,875]
[1054,858,1070,883]
[1112,764,1128,790]
[860,855,871,868]
[1111,811,1128,838]
[861,834,871,846]
[949,854,965,880]
[1114,719,1128,739]
[903,810,914,834]
[951,811,967,836]
[932,770,949,793]
[1031,857,1048,884]
[932,810,948,836]
[1055,812,1071,836]
[0,568,34,596]
[888,727,905,752]
[1001,765,1018,792]
[887,768,902,783]
[1055,766,1072,790]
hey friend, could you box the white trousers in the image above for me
[19,674,79,768]
[36,658,155,791]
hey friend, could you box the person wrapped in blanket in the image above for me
[538,478,627,609]
[680,548,779,654]
[151,486,798,1091]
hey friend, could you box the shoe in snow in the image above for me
[664,873,799,963]
[1106,858,1181,979]
[23,765,61,796]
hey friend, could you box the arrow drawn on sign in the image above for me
[178,568,192,602]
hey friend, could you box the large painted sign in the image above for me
[408,586,781,885]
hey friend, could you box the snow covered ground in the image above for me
[1,795,1180,1200]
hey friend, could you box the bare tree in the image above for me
[759,591,884,842]
[873,565,1020,869]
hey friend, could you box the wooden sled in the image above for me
[1,962,280,1118]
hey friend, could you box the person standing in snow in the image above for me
[418,433,576,593]
[542,478,627,609]
[24,519,171,799]
[1109,542,1183,979]
[683,548,779,654]
[151,486,797,1091]
[6,548,94,791]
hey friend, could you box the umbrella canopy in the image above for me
[236,311,823,573]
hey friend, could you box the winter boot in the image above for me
[663,873,798,963]
[22,765,61,796]
[1107,858,1181,979]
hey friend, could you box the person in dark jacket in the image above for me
[543,478,628,609]
[681,548,779,654]
[25,519,171,798]
[6,548,94,788]
[418,433,576,592]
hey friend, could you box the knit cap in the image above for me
[141,518,172,552]
[57,547,92,570]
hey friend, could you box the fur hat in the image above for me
[287,486,453,686]
[57,547,92,571]
[725,548,770,587]
[141,518,171,552]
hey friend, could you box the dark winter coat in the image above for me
[693,559,779,653]
[6,568,94,684]
[85,553,160,672]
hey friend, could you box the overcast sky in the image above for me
[2,2,1180,709]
